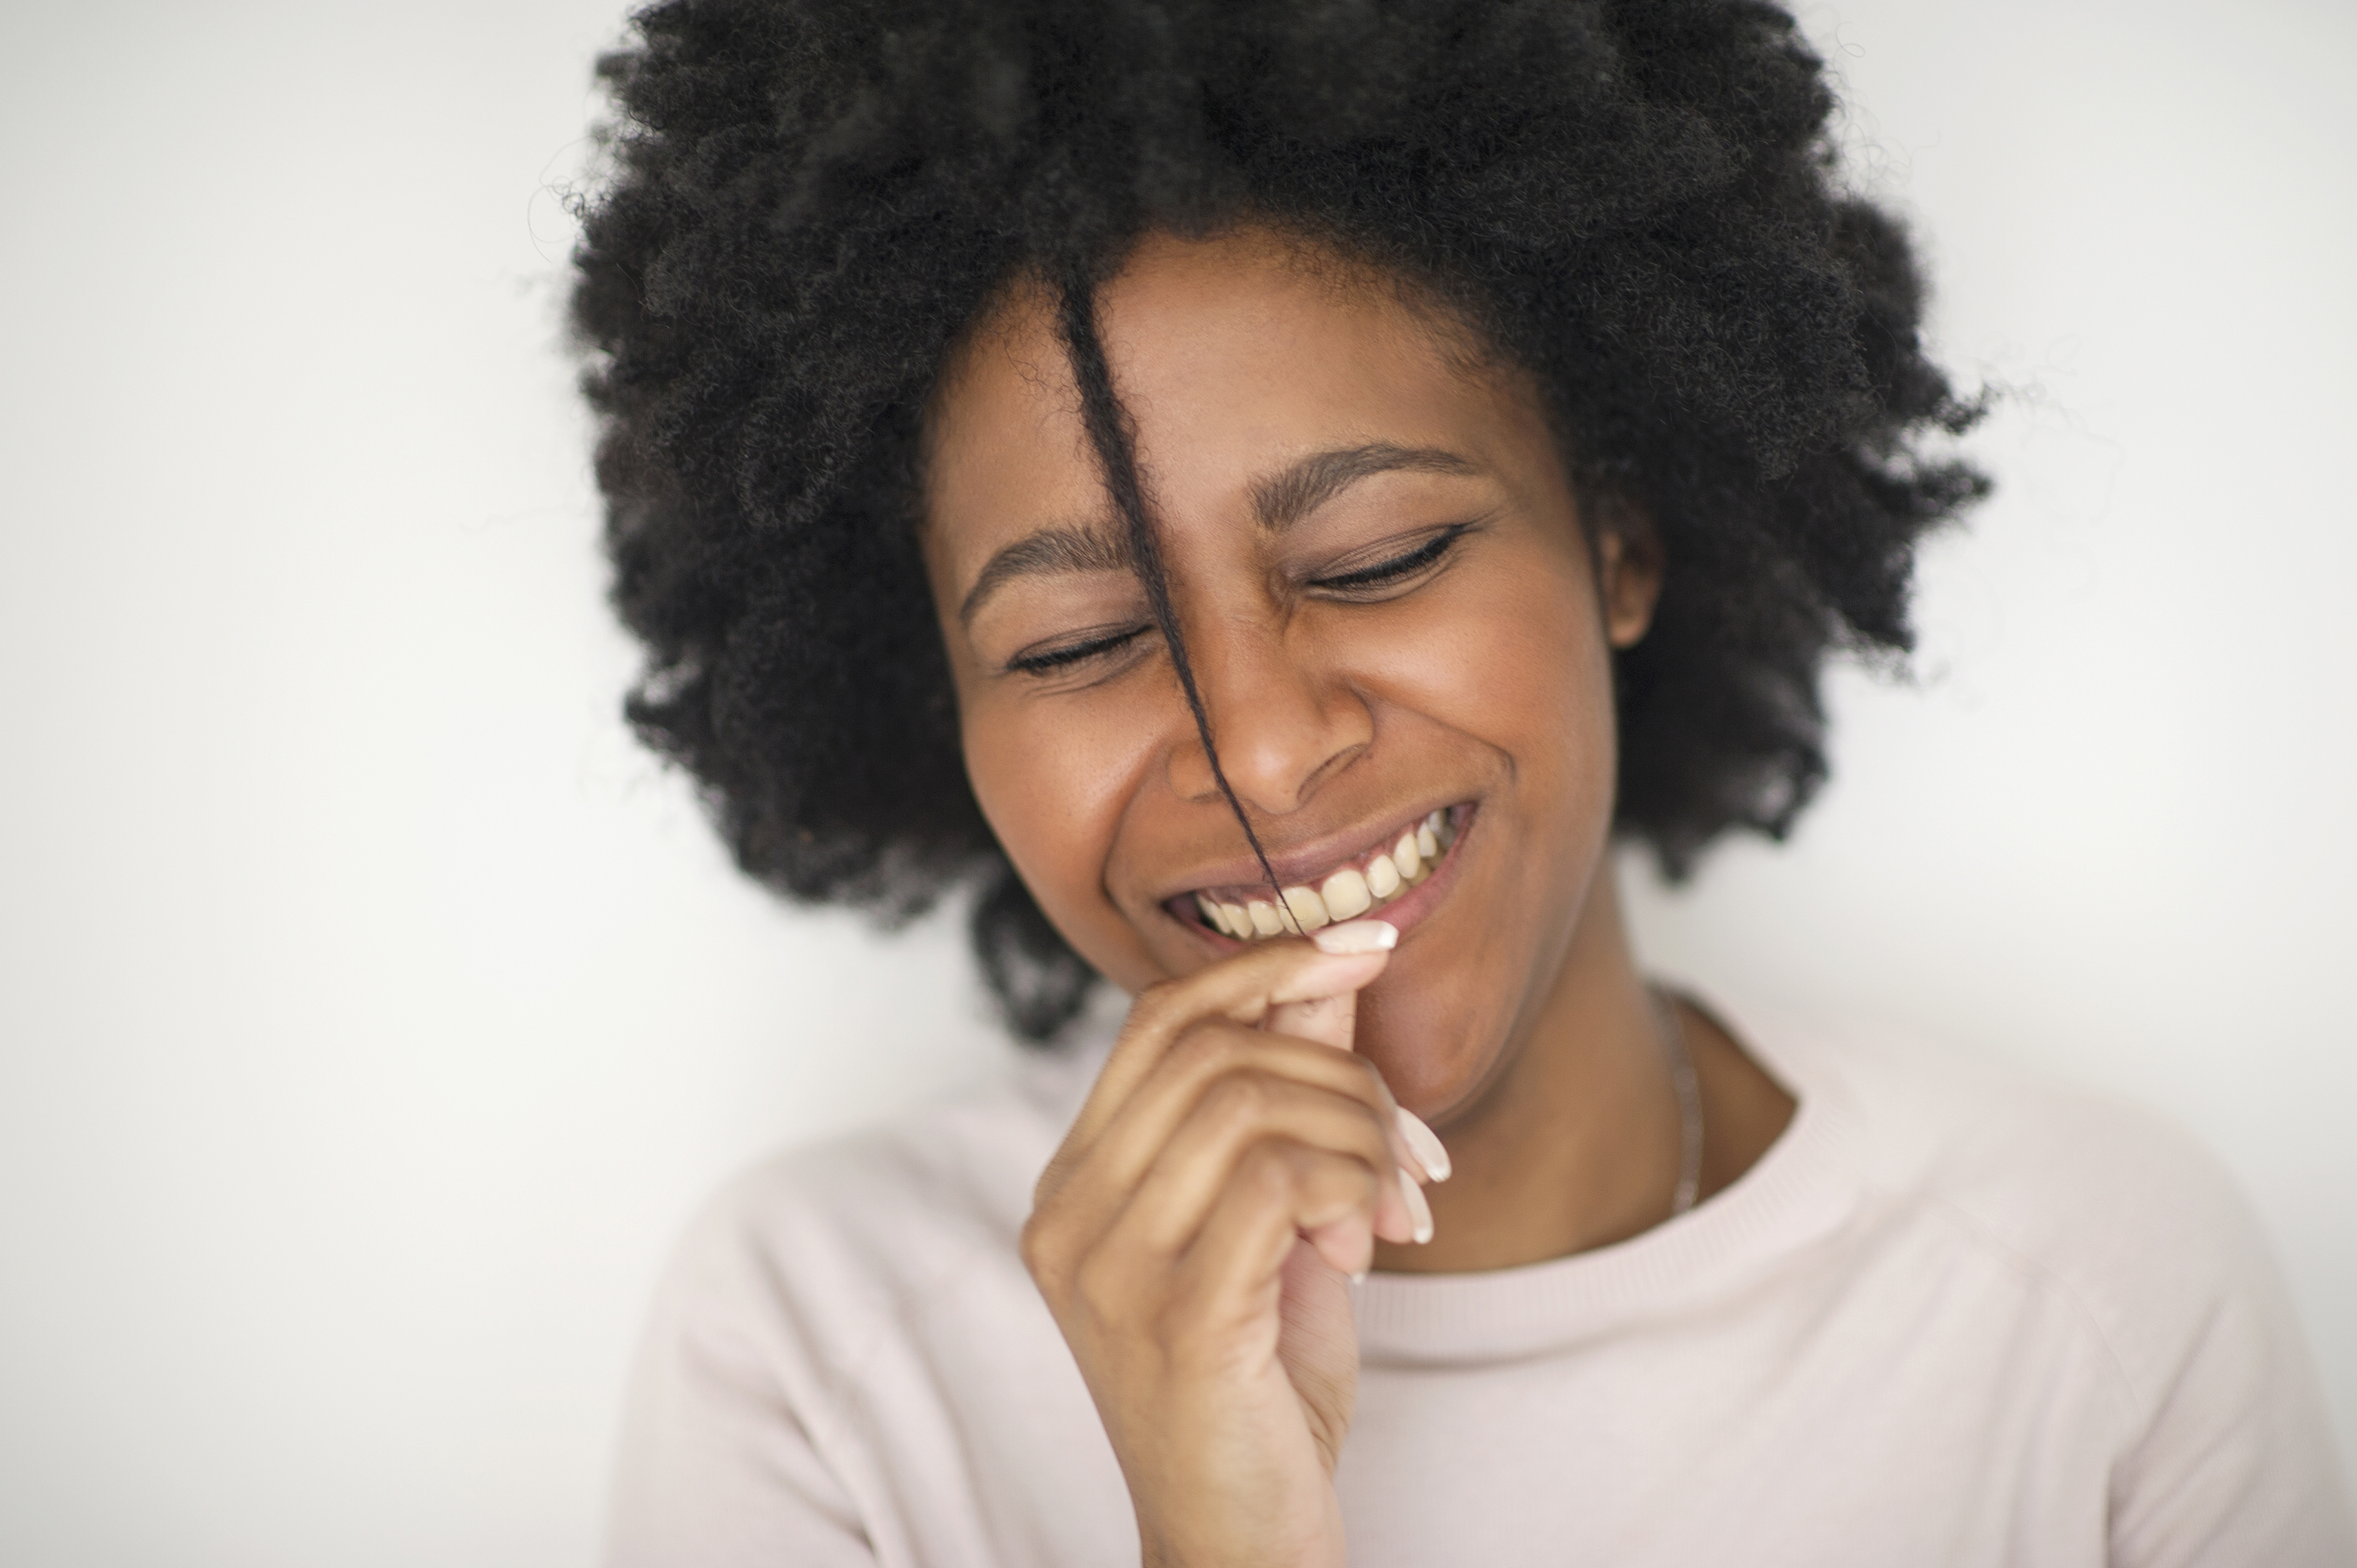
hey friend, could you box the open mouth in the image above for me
[1180,806,1466,939]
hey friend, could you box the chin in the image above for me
[1353,969,1514,1121]
[1355,809,1612,1123]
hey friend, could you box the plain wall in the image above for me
[0,1,2349,1562]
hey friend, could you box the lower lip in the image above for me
[1184,803,1477,950]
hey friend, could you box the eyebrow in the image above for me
[955,443,1479,625]
[958,523,1134,625]
[1250,443,1479,532]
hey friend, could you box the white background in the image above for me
[1,0,2350,1562]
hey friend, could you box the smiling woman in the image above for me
[925,236,1724,1145]
[572,2,2352,1565]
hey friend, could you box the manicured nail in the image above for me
[1312,918,1397,955]
[1399,1167,1434,1245]
[1395,1106,1452,1183]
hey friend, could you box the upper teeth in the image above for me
[1196,810,1455,940]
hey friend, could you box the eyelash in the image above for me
[1307,523,1470,593]
[1004,525,1471,677]
[1007,626,1150,675]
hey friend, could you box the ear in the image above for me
[1595,518,1663,650]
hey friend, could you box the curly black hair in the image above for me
[568,0,1987,1042]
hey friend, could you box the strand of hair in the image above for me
[1053,269,1297,934]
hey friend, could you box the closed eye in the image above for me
[1307,523,1472,594]
[1005,624,1151,676]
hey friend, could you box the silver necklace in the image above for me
[1651,987,1705,1217]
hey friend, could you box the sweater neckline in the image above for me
[1348,996,1866,1364]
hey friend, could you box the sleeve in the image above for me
[2103,1190,2355,1567]
[601,1206,880,1568]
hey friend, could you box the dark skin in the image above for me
[922,227,1794,1567]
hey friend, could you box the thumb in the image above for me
[1264,919,1394,1051]
[1267,918,1421,1254]
[1267,987,1357,1051]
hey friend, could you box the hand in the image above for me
[1023,921,1442,1568]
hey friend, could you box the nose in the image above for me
[1165,614,1372,817]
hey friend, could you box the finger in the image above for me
[1044,1024,1409,1253]
[1052,943,1392,1182]
[1266,984,1355,1052]
[1265,918,1397,1050]
[1262,979,1441,1205]
[1268,919,1447,1186]
[1173,1140,1385,1312]
[1117,1071,1411,1261]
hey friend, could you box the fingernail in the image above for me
[1312,919,1397,955]
[1396,1106,1452,1182]
[1349,1268,1369,1285]
[1399,1166,1434,1245]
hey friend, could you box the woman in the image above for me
[571,1,2352,1563]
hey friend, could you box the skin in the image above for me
[921,227,1794,1567]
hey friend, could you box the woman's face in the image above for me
[922,229,1656,1120]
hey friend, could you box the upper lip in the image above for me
[1154,801,1462,904]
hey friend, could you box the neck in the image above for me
[1373,868,1687,1274]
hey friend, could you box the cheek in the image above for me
[1349,544,1615,802]
[1340,545,1618,1103]
[960,684,1169,987]
[1479,567,1617,802]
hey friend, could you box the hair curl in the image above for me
[569,0,1987,1043]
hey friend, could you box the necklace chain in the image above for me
[1651,987,1705,1218]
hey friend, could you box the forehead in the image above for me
[921,230,1533,587]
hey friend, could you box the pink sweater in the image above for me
[605,998,2353,1567]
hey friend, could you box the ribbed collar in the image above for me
[1350,995,1867,1364]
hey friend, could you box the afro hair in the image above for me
[569,0,1987,1041]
